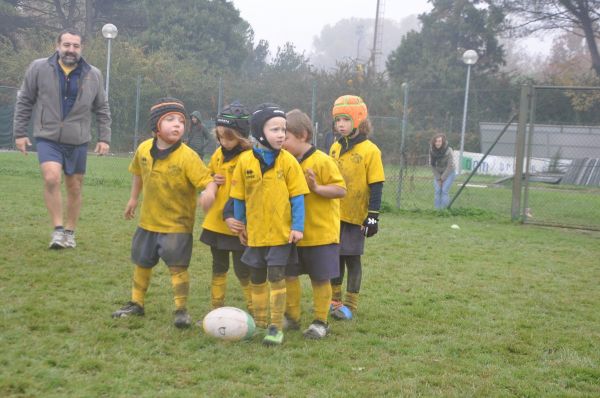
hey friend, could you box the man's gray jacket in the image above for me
[13,53,112,145]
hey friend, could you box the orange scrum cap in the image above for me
[331,95,368,129]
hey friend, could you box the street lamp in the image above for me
[101,23,118,98]
[458,49,478,174]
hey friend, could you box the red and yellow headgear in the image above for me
[332,95,368,129]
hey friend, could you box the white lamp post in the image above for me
[458,49,478,174]
[101,23,118,98]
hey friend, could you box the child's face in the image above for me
[434,137,443,149]
[157,113,185,146]
[335,116,353,136]
[263,116,286,150]
[283,131,306,157]
[217,128,239,151]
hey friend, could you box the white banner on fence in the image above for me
[457,151,566,176]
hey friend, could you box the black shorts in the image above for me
[242,244,298,268]
[339,222,365,256]
[36,137,88,175]
[286,244,340,280]
[200,229,245,252]
[131,227,193,268]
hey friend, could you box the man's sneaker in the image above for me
[303,320,329,339]
[63,231,76,248]
[283,314,300,330]
[112,301,144,318]
[262,325,284,346]
[331,305,353,320]
[174,308,192,329]
[49,230,66,249]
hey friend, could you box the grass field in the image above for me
[1,152,599,397]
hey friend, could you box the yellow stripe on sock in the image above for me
[331,283,342,302]
[170,269,190,310]
[251,282,269,328]
[211,272,227,309]
[345,292,359,312]
[285,277,301,322]
[132,265,152,306]
[269,279,286,330]
[312,281,332,324]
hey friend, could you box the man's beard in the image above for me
[59,51,80,66]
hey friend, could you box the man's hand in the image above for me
[94,142,110,155]
[15,137,32,155]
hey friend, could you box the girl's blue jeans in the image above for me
[433,170,456,209]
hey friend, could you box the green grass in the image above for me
[1,152,600,397]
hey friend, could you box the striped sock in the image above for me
[170,269,190,310]
[211,272,227,309]
[345,292,359,313]
[331,283,343,302]
[131,265,152,306]
[285,277,302,322]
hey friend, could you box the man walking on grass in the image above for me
[13,29,112,249]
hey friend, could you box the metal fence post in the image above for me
[396,82,409,208]
[133,75,141,152]
[511,84,532,221]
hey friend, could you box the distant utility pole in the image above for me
[368,0,385,76]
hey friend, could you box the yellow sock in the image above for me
[285,277,301,322]
[170,269,190,310]
[211,272,227,309]
[269,279,286,330]
[238,277,253,315]
[251,281,269,328]
[331,283,342,302]
[345,292,359,312]
[312,281,332,324]
[131,265,152,306]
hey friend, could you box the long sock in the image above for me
[211,272,227,309]
[131,265,152,306]
[312,281,332,324]
[331,283,342,302]
[269,279,286,330]
[238,277,253,315]
[170,269,190,310]
[345,291,359,312]
[251,281,269,328]
[285,278,301,322]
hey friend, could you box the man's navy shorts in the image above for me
[36,138,88,175]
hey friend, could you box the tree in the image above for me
[494,0,600,78]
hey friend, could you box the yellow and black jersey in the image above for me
[129,138,212,233]
[330,138,385,225]
[230,149,309,247]
[201,147,249,236]
[298,149,346,247]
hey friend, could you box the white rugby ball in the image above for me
[202,306,255,341]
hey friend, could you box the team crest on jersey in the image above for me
[351,153,363,164]
[276,170,284,180]
[245,169,257,180]
[228,165,236,174]
[141,156,148,166]
[168,165,182,176]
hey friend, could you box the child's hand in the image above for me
[198,190,215,212]
[124,199,137,220]
[305,169,318,192]
[289,230,303,244]
[213,173,226,186]
[239,228,248,246]
[225,217,245,234]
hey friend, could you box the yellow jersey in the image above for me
[230,149,310,247]
[330,138,385,225]
[201,147,249,236]
[129,138,213,233]
[298,148,346,247]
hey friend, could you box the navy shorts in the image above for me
[131,227,193,268]
[287,244,340,280]
[339,222,365,256]
[36,138,88,175]
[242,244,298,268]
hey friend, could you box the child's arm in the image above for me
[362,182,383,237]
[124,175,142,220]
[198,181,218,212]
[289,194,305,243]
[305,168,346,198]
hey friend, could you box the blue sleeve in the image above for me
[233,199,247,224]
[222,198,234,220]
[290,195,305,232]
